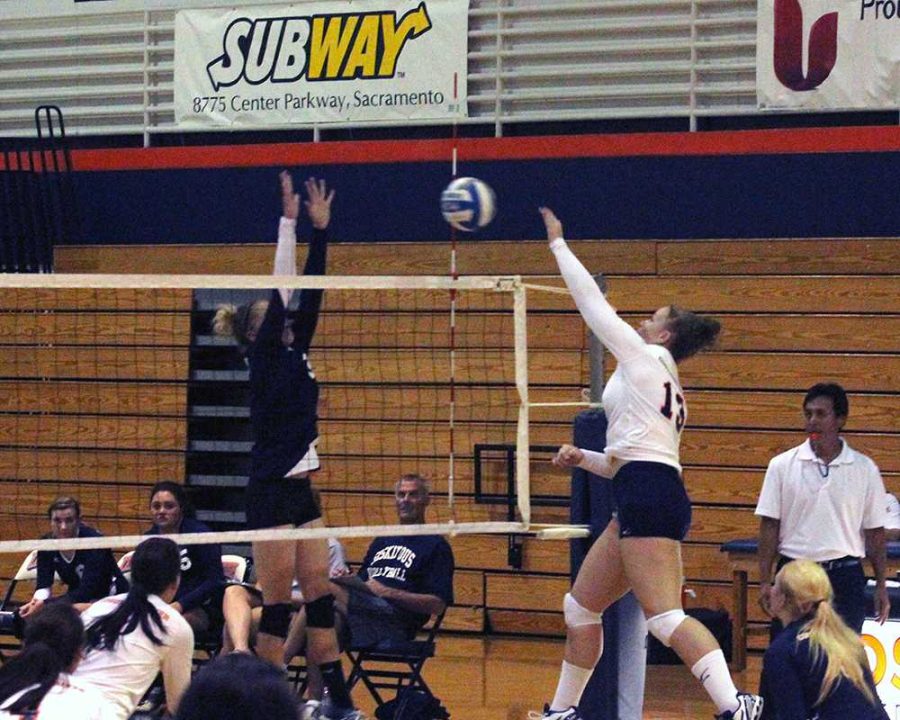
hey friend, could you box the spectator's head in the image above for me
[149,481,193,533]
[85,537,180,653]
[46,496,80,540]
[803,383,848,440]
[395,474,430,525]
[174,653,300,720]
[132,536,181,601]
[0,603,84,713]
[24,602,84,672]
[771,559,833,623]
[773,559,876,707]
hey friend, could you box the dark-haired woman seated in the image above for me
[0,603,114,720]
[72,537,193,720]
[145,481,224,637]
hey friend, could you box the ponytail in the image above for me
[666,306,721,362]
[776,560,878,708]
[212,303,239,339]
[0,603,83,713]
[804,600,876,707]
[85,537,180,652]
[212,301,263,353]
[85,581,166,651]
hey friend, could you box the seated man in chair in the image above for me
[284,474,454,703]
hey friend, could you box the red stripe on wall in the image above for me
[3,126,900,172]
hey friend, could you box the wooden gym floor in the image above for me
[351,635,763,720]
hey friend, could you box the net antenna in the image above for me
[0,273,533,556]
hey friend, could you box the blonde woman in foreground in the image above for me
[762,559,888,719]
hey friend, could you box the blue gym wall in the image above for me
[65,127,900,244]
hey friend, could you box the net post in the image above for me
[512,279,530,528]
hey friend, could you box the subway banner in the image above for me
[174,0,468,127]
[758,0,900,109]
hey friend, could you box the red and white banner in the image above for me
[174,0,468,127]
[757,0,900,110]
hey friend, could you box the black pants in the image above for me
[759,557,865,720]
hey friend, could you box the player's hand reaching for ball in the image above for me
[280,171,300,220]
[539,207,564,243]
[552,444,584,468]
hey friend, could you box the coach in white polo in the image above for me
[756,382,890,635]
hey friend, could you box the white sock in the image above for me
[550,660,594,712]
[690,649,739,714]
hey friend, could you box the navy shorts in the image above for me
[245,475,321,530]
[345,586,417,649]
[612,461,691,541]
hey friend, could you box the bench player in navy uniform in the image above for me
[212,172,360,720]
[145,481,224,637]
[19,496,128,619]
[762,559,888,720]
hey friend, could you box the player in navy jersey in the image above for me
[144,482,223,637]
[19,497,128,619]
[212,172,360,720]
[762,559,888,720]
[533,208,761,720]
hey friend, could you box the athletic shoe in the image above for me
[299,699,321,720]
[714,693,764,720]
[527,704,583,720]
[134,685,165,716]
[318,697,366,720]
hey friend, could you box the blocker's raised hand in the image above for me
[280,170,300,220]
[305,177,335,230]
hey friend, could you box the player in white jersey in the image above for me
[73,537,194,720]
[0,603,116,720]
[532,208,762,720]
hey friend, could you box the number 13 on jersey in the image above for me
[660,381,685,431]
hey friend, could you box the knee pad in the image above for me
[563,593,602,628]
[258,603,293,639]
[646,609,686,647]
[305,594,335,629]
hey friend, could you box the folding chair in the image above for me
[345,608,448,714]
[0,551,41,661]
[221,554,250,584]
[117,549,134,582]
[0,550,39,612]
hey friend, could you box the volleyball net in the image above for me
[0,273,587,559]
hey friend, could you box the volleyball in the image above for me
[440,177,496,232]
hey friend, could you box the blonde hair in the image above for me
[211,301,266,351]
[775,560,876,707]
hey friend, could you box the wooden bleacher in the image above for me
[0,237,893,657]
